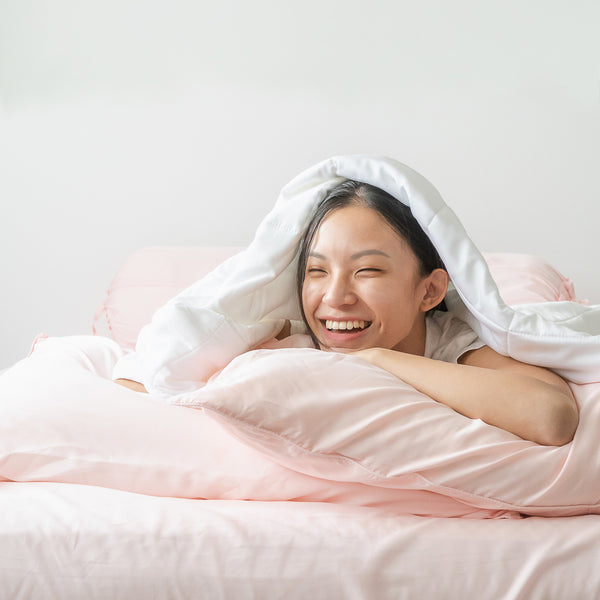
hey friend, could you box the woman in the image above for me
[118,178,578,446]
[295,179,578,446]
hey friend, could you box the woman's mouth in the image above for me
[317,319,372,348]
[324,319,371,332]
[318,319,371,342]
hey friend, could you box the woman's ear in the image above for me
[420,269,449,311]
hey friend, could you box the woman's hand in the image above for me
[351,346,578,446]
[114,378,148,393]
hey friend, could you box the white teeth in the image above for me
[325,320,367,331]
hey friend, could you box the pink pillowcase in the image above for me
[94,246,241,349]
[94,248,579,350]
[176,345,599,517]
[484,253,579,305]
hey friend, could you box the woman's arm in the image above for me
[353,346,579,446]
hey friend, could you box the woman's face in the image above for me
[301,204,432,353]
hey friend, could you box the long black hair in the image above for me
[296,179,447,334]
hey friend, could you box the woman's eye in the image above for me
[307,267,326,275]
[357,268,382,274]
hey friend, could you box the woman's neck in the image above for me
[392,315,427,356]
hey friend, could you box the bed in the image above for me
[2,244,600,599]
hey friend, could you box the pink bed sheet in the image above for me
[2,481,599,599]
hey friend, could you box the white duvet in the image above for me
[113,155,600,398]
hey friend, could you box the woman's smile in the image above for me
[324,319,370,331]
[318,319,373,348]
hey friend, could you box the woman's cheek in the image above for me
[301,282,319,312]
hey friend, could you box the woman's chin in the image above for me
[322,345,355,354]
[316,331,374,353]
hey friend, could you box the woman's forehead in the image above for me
[312,204,407,252]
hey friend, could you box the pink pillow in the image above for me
[94,246,242,349]
[177,345,599,517]
[484,253,578,305]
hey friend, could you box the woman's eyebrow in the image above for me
[308,249,391,260]
[350,249,391,260]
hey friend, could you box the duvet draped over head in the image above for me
[113,155,600,398]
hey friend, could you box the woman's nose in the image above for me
[323,275,357,307]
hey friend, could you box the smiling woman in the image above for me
[294,180,578,446]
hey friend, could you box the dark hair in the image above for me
[296,179,447,333]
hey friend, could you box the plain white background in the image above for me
[1,0,599,369]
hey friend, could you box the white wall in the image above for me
[1,0,599,369]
